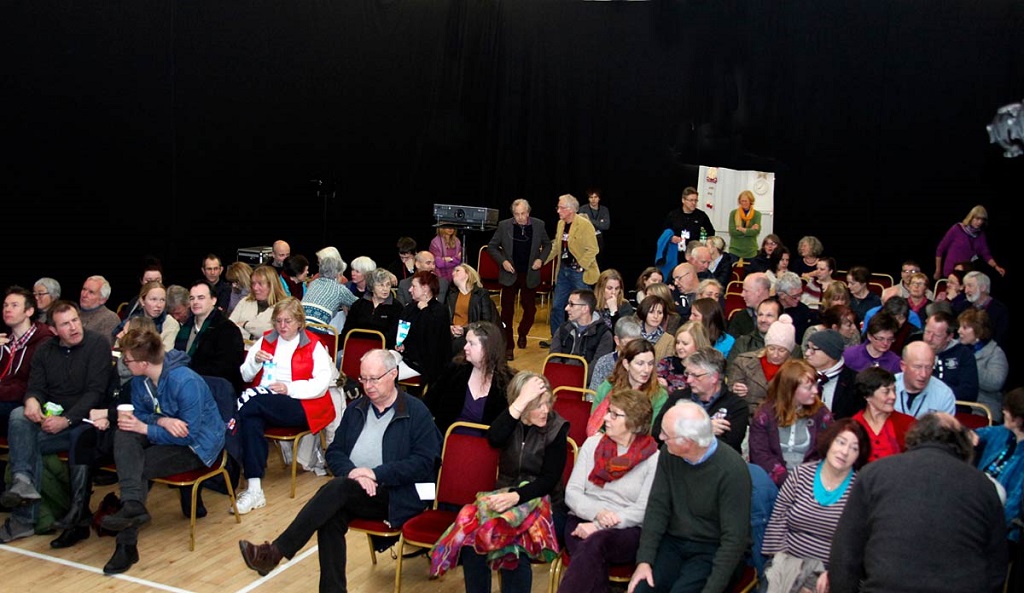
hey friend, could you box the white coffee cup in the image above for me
[117,403,135,421]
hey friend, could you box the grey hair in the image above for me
[86,275,112,300]
[317,254,347,279]
[511,199,531,214]
[558,194,579,212]
[166,285,190,310]
[964,271,991,293]
[350,256,377,275]
[684,347,725,381]
[316,247,348,276]
[745,272,772,293]
[614,315,644,340]
[34,277,61,299]
[775,271,802,295]
[671,401,715,448]
[363,348,399,372]
[365,268,394,292]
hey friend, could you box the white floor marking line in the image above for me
[0,544,196,593]
[232,545,319,593]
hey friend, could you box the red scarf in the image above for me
[760,356,782,383]
[588,434,659,486]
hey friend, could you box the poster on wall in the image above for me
[697,166,776,253]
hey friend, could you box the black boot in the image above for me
[51,464,93,549]
[103,544,139,574]
[178,486,207,519]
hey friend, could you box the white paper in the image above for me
[415,482,436,501]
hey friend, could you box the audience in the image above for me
[79,275,121,348]
[587,340,667,437]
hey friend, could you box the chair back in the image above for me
[725,280,744,296]
[562,437,578,489]
[436,422,500,509]
[955,401,992,429]
[871,273,895,288]
[933,278,948,301]
[307,322,340,365]
[536,259,555,294]
[476,246,503,294]
[724,293,746,321]
[116,302,131,320]
[543,353,589,392]
[341,329,386,383]
[553,397,591,448]
[867,282,885,297]
[552,386,595,402]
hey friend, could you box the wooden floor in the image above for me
[0,299,557,593]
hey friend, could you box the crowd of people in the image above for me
[0,193,1016,593]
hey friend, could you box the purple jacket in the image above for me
[935,223,993,276]
[749,404,833,486]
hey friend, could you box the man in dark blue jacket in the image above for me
[238,349,442,591]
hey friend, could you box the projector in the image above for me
[433,204,499,230]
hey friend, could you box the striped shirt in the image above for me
[762,461,855,565]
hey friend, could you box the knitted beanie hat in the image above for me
[764,314,796,351]
[808,329,845,360]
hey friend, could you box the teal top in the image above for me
[592,380,668,433]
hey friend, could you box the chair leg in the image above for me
[365,533,378,565]
[187,483,199,551]
[289,437,300,498]
[223,468,241,523]
[393,536,405,593]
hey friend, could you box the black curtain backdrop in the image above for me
[3,0,1021,376]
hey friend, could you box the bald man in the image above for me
[670,263,699,322]
[893,341,955,418]
[272,240,291,268]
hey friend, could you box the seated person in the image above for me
[397,270,452,386]
[446,264,500,356]
[340,267,404,349]
[235,297,337,515]
[559,389,659,593]
[550,289,614,384]
[690,297,734,359]
[727,315,796,415]
[587,340,668,437]
[803,328,861,419]
[175,280,245,392]
[972,387,1024,545]
[851,367,916,463]
[424,321,515,434]
[843,312,902,374]
[0,286,51,436]
[749,359,834,487]
[655,321,711,395]
[96,327,224,575]
[593,269,635,331]
[762,419,871,593]
[590,316,644,393]
[113,281,179,353]
[302,251,357,328]
[230,265,288,343]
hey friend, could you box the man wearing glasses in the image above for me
[882,260,934,303]
[239,349,442,591]
[663,187,715,250]
[543,194,600,347]
[774,271,819,344]
[628,401,750,593]
[550,290,614,383]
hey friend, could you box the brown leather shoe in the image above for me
[239,540,283,576]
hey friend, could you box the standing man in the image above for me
[202,253,232,310]
[487,199,552,356]
[829,413,1007,593]
[174,280,245,392]
[543,194,600,348]
[0,287,52,434]
[893,341,955,418]
[238,349,442,591]
[271,240,291,268]
[98,327,224,574]
[922,310,979,403]
[664,187,715,252]
[79,275,121,348]
[628,401,751,593]
[0,301,111,542]
[578,187,610,259]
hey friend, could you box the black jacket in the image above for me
[174,309,245,392]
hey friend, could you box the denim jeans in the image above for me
[549,266,589,338]
[6,406,74,524]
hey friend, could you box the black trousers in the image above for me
[274,477,389,593]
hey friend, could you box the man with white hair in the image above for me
[962,271,1008,346]
[628,401,751,593]
[542,194,599,348]
[78,275,120,347]
[893,341,955,418]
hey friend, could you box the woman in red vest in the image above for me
[236,297,337,514]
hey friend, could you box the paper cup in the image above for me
[117,404,135,421]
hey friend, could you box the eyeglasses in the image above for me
[122,357,141,365]
[659,430,687,442]
[901,269,919,275]
[357,369,395,385]
[273,317,299,326]
[566,302,587,307]
[683,370,709,379]
[672,272,692,282]
[783,291,802,299]
[804,344,819,354]
[605,409,627,420]
[869,334,896,343]
[33,291,49,297]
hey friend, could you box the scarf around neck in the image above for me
[589,433,659,486]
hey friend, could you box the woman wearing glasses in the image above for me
[235,297,338,515]
[31,277,61,326]
[558,389,659,593]
[749,358,834,487]
[842,313,902,374]
[586,340,667,437]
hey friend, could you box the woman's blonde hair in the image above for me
[454,263,481,291]
[962,205,989,226]
[594,269,628,311]
[506,371,553,421]
[247,265,288,305]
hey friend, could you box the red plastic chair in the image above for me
[724,293,746,321]
[725,280,744,296]
[394,422,501,593]
[477,245,503,294]
[543,353,589,393]
[955,401,992,430]
[340,329,386,385]
[553,397,592,450]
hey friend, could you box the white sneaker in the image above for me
[232,489,267,515]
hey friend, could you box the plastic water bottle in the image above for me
[260,360,277,387]
[700,226,707,243]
